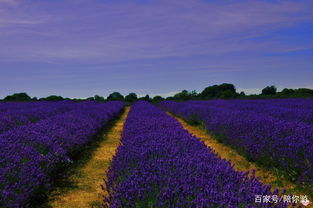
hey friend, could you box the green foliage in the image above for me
[152,96,164,101]
[173,90,198,101]
[280,88,295,95]
[86,97,95,101]
[72,98,85,102]
[4,93,32,101]
[261,85,277,95]
[143,94,150,101]
[125,93,138,103]
[150,95,164,104]
[277,88,313,98]
[174,90,188,100]
[200,83,237,99]
[94,95,105,102]
[138,94,151,102]
[107,92,124,101]
[166,96,175,100]
[40,95,65,101]
[220,89,236,99]
[2,84,313,102]
[296,88,313,97]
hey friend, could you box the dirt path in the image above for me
[169,112,312,208]
[47,107,130,208]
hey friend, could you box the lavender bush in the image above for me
[181,99,313,124]
[0,101,124,207]
[0,101,78,134]
[159,100,313,186]
[104,101,286,208]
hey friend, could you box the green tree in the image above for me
[166,96,175,100]
[190,90,198,98]
[280,88,295,96]
[220,89,237,99]
[261,86,277,95]
[40,95,65,101]
[143,94,150,101]
[86,97,95,101]
[94,95,105,102]
[138,94,151,102]
[125,93,138,103]
[174,90,189,100]
[4,92,32,101]
[152,95,164,101]
[295,88,313,97]
[107,92,124,101]
[201,83,236,99]
[173,90,198,100]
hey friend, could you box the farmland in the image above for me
[159,99,313,186]
[1,0,313,206]
[0,99,312,207]
[0,101,124,207]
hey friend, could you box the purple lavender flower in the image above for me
[104,101,286,208]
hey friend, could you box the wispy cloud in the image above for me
[0,0,312,98]
[237,88,262,95]
[0,0,312,63]
[0,0,18,5]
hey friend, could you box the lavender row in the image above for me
[159,100,313,185]
[203,98,313,110]
[103,101,286,208]
[0,101,124,207]
[0,102,46,112]
[0,101,80,134]
[180,99,313,124]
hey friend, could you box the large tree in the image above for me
[107,92,124,100]
[4,92,32,101]
[201,83,236,99]
[94,95,105,101]
[261,86,277,95]
[125,93,138,103]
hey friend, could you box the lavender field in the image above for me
[160,99,313,188]
[0,101,124,207]
[103,101,288,208]
[1,0,313,206]
[0,99,312,207]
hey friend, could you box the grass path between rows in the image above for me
[168,113,312,208]
[47,107,130,208]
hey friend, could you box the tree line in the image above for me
[2,83,313,102]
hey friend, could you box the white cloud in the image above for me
[237,88,262,95]
[0,0,18,5]
[0,0,312,63]
[145,91,179,98]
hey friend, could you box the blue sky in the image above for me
[0,0,312,98]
